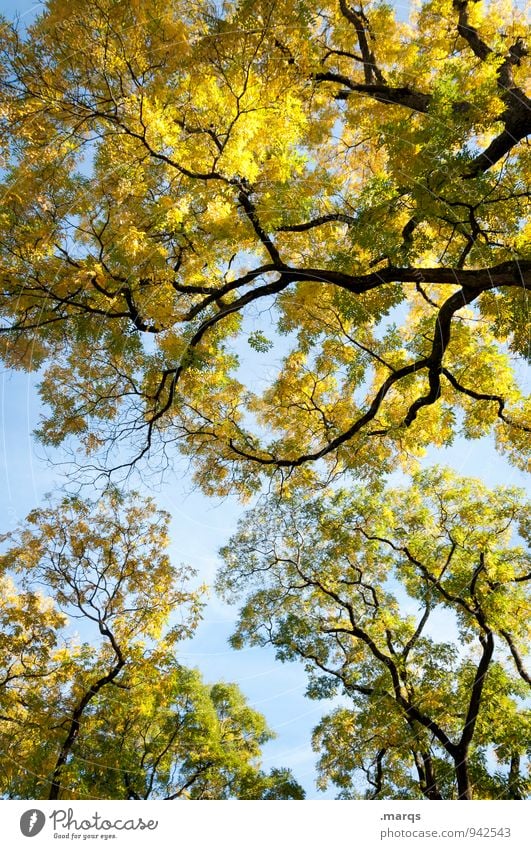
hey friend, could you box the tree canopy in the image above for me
[0,490,304,800]
[0,0,528,492]
[218,468,531,799]
[0,0,529,803]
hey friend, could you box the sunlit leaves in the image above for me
[0,0,527,487]
[0,488,303,799]
[217,467,531,798]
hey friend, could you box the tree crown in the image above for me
[0,0,528,493]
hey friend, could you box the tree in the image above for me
[0,0,529,804]
[0,0,528,493]
[217,467,531,799]
[67,666,305,800]
[0,490,304,800]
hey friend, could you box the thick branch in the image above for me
[368,748,385,798]
[338,0,385,84]
[458,630,494,753]
[453,1,531,175]
[404,286,478,426]
[453,0,492,61]
[314,73,431,113]
[236,186,283,266]
[465,110,531,177]
[270,260,530,294]
[422,752,443,800]
[500,629,531,687]
[277,212,357,232]
[48,623,125,800]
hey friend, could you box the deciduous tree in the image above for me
[217,468,531,799]
[0,0,528,491]
[0,0,529,803]
[0,490,303,800]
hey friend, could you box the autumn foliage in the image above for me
[0,491,304,799]
[0,0,528,489]
[0,0,529,800]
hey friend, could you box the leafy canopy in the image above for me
[0,490,304,800]
[0,0,528,492]
[217,467,531,799]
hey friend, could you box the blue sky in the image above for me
[0,0,528,800]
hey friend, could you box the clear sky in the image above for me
[0,0,528,801]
